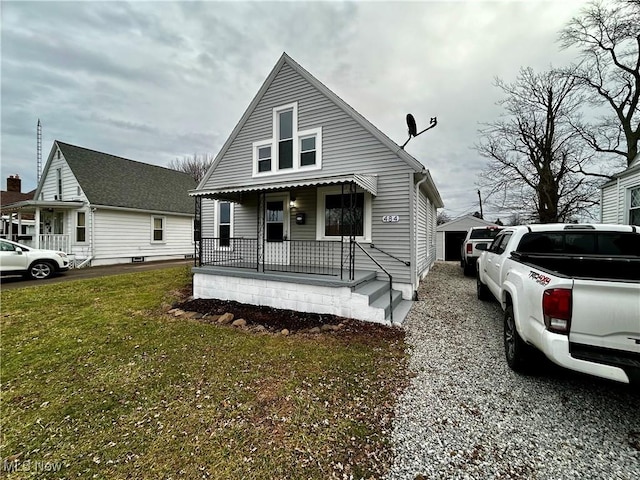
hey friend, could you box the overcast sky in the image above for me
[1,0,587,219]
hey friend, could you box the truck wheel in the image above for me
[28,261,55,280]
[477,275,491,301]
[463,262,473,276]
[504,305,532,372]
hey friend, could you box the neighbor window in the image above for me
[152,216,164,242]
[56,168,62,199]
[76,211,86,243]
[630,187,640,225]
[218,201,232,247]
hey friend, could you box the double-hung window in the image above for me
[152,216,165,242]
[56,168,62,199]
[257,145,271,173]
[278,109,293,170]
[300,135,316,167]
[218,201,232,247]
[76,211,86,243]
[630,186,640,225]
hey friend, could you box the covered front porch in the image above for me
[191,173,412,324]
[0,200,85,254]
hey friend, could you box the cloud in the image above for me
[1,0,587,218]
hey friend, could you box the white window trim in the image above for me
[214,200,234,250]
[151,215,166,243]
[252,103,322,177]
[316,186,372,242]
[628,185,640,224]
[76,211,87,243]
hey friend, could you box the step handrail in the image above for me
[369,243,411,267]
[352,240,393,324]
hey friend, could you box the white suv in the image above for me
[460,226,502,275]
[0,238,70,280]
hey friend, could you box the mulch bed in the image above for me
[174,297,405,342]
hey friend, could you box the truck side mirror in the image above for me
[476,243,488,251]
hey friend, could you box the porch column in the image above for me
[17,212,22,240]
[34,207,41,249]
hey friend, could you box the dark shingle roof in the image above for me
[56,141,196,215]
[1,189,35,207]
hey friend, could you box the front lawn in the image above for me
[1,267,407,479]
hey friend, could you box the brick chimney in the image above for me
[7,175,22,193]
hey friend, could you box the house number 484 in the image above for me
[382,215,400,223]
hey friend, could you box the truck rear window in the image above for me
[469,228,501,240]
[517,231,640,256]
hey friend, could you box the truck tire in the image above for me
[463,262,473,276]
[477,275,491,301]
[28,261,55,280]
[504,305,533,372]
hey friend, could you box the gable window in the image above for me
[152,216,165,242]
[217,201,233,247]
[56,168,62,199]
[317,187,371,241]
[278,109,293,169]
[76,212,86,243]
[300,135,316,167]
[630,187,640,225]
[257,145,271,173]
[252,103,322,176]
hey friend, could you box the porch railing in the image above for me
[197,237,350,276]
[39,234,70,252]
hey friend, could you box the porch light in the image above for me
[289,196,297,209]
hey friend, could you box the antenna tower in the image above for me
[37,119,42,183]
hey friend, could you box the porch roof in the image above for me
[0,200,85,214]
[190,173,378,200]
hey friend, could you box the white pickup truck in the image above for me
[476,224,640,384]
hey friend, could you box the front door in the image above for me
[264,193,290,265]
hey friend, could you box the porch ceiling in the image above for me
[189,173,378,200]
[0,200,85,214]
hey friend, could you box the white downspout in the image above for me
[414,171,428,300]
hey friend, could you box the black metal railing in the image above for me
[198,238,346,276]
[353,240,394,324]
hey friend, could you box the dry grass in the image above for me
[1,267,407,479]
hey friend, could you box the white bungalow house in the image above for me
[1,141,196,267]
[601,153,640,226]
[190,53,443,324]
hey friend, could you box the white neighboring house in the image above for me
[190,53,443,325]
[436,214,499,262]
[601,154,640,226]
[1,141,197,267]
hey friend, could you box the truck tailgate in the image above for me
[569,280,640,353]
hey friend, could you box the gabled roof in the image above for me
[36,141,196,215]
[437,214,498,232]
[198,52,434,190]
[601,157,640,188]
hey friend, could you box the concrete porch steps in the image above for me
[353,279,413,325]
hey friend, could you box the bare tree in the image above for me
[168,153,214,183]
[559,0,640,166]
[477,68,600,223]
[436,211,452,225]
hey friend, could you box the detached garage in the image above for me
[436,215,499,261]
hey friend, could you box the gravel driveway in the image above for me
[387,262,640,480]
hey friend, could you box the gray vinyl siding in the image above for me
[416,189,428,275]
[200,62,416,284]
[201,199,216,237]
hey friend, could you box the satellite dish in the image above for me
[406,114,417,137]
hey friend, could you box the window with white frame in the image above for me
[252,102,322,176]
[217,201,233,247]
[316,187,371,241]
[76,211,86,243]
[56,168,62,199]
[630,186,640,225]
[152,216,165,242]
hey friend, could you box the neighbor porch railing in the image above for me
[197,237,351,277]
[39,234,70,252]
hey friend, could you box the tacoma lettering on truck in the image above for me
[529,270,551,286]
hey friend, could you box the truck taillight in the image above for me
[466,243,472,254]
[543,288,572,334]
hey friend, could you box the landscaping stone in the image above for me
[252,325,266,333]
[232,318,247,327]
[218,312,234,324]
[309,327,321,334]
[173,309,185,317]
[281,329,289,336]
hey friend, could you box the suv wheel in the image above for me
[28,261,55,280]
